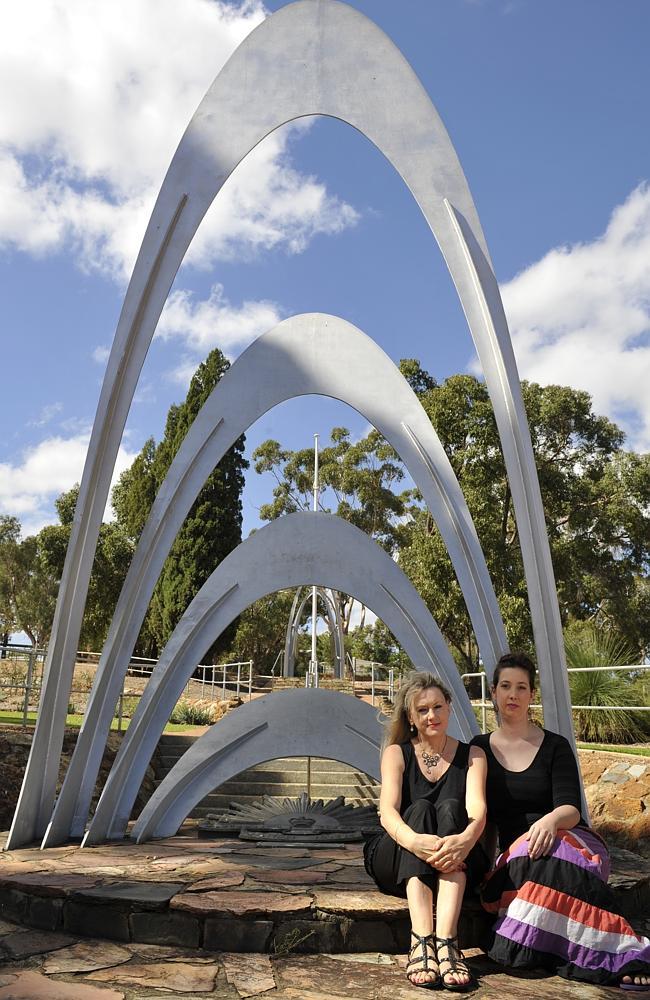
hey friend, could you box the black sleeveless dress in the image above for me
[364,740,489,897]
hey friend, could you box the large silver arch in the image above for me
[84,511,479,844]
[132,689,382,842]
[10,0,574,850]
[43,313,505,848]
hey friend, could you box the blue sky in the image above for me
[2,0,650,543]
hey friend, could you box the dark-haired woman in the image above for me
[364,670,489,991]
[471,652,650,992]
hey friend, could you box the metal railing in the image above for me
[463,664,650,734]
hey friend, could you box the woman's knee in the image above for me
[404,799,437,830]
[436,798,466,836]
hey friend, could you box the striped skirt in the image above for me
[480,826,650,985]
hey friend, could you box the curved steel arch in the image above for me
[283,586,345,679]
[43,313,505,848]
[84,511,478,844]
[12,0,575,850]
[132,689,381,842]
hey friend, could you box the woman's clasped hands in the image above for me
[412,832,469,873]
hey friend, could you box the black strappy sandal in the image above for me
[406,932,441,990]
[435,935,478,993]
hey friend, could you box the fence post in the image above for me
[248,661,253,702]
[236,661,241,698]
[371,663,376,707]
[480,672,487,734]
[22,647,35,727]
[117,692,124,733]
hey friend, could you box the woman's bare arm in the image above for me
[379,744,444,860]
[427,746,487,872]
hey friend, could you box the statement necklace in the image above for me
[419,735,448,773]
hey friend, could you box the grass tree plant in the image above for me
[564,623,649,744]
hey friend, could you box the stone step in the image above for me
[155,770,379,790]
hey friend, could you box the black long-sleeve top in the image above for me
[470,729,584,852]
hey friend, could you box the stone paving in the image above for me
[0,828,648,998]
[0,927,642,999]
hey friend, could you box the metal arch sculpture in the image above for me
[283,586,345,679]
[10,0,575,850]
[43,312,505,848]
[131,689,382,842]
[84,511,478,844]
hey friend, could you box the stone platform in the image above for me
[0,828,648,959]
[0,829,491,955]
[0,830,648,999]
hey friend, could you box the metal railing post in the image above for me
[22,647,35,727]
[236,661,241,698]
[248,660,253,701]
[117,692,124,733]
[222,664,227,700]
[480,672,487,733]
[371,663,376,707]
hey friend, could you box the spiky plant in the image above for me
[564,624,648,744]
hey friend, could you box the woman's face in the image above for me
[409,686,450,741]
[492,666,534,722]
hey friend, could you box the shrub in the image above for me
[169,698,219,726]
[564,625,649,744]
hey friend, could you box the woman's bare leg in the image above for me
[436,871,470,987]
[405,876,438,986]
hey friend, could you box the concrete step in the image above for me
[155,768,375,787]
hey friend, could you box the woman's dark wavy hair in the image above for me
[492,651,536,691]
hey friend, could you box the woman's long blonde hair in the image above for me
[383,670,452,748]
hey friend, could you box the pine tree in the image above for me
[113,348,248,660]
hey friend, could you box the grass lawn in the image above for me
[576,741,650,758]
[0,710,202,734]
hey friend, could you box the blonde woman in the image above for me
[363,670,488,991]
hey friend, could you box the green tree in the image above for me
[113,348,248,660]
[39,485,133,651]
[0,516,59,649]
[111,437,157,543]
[253,427,412,631]
[226,590,296,674]
[347,619,410,672]
[0,516,21,646]
[398,365,650,668]
[10,535,59,648]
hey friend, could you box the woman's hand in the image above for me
[410,832,444,861]
[426,833,470,872]
[526,815,558,859]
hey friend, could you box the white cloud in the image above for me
[0,0,358,282]
[92,345,110,365]
[28,401,63,428]
[0,432,138,537]
[495,184,650,450]
[159,282,283,361]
